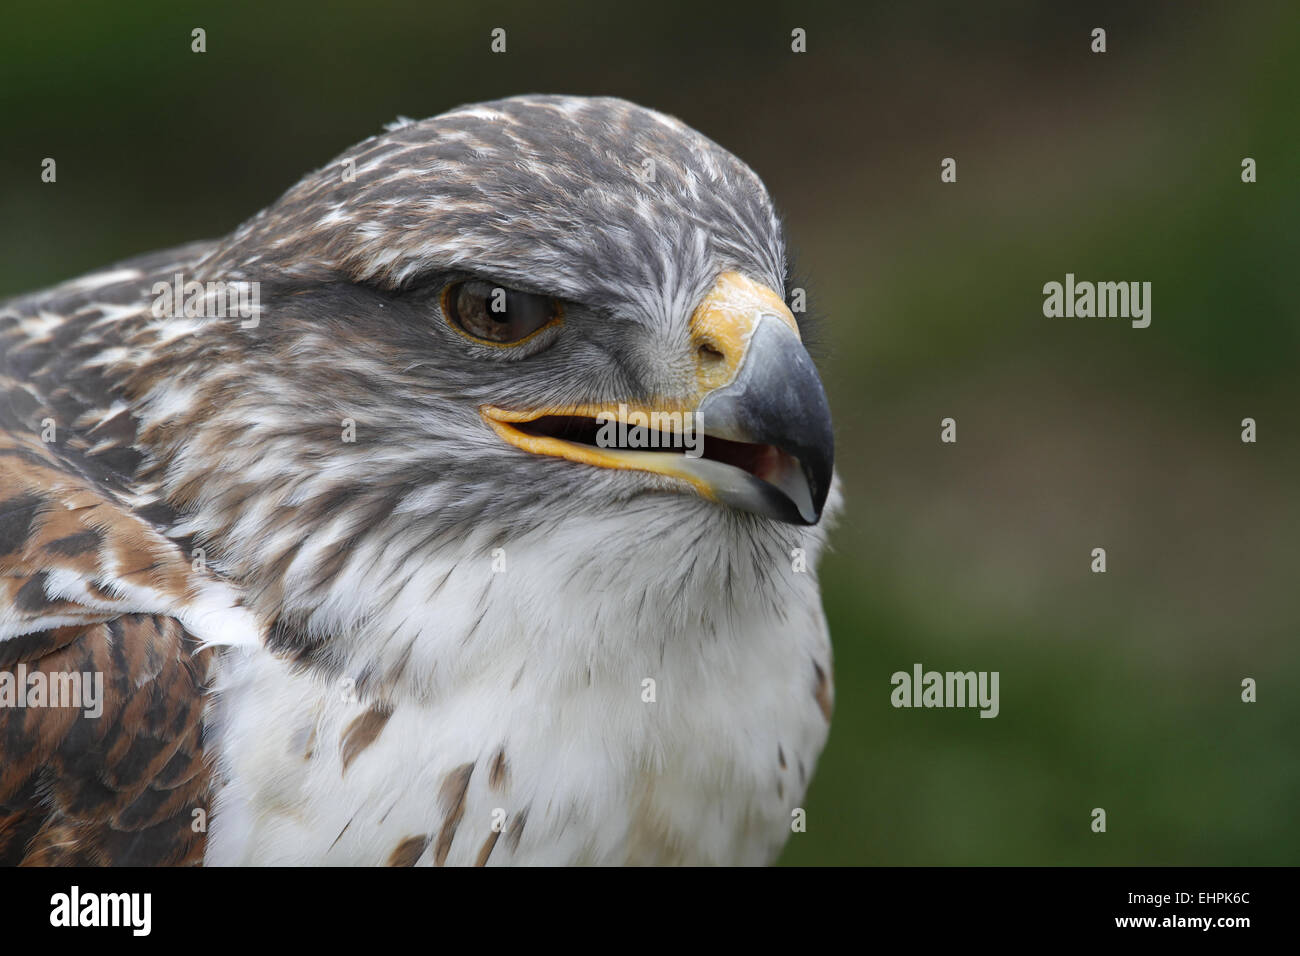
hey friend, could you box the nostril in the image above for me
[697,343,725,364]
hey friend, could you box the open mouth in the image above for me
[512,414,787,481]
[481,406,821,525]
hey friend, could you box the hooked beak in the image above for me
[480,271,834,525]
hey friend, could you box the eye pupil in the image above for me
[443,281,559,345]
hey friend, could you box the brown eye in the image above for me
[442,280,561,345]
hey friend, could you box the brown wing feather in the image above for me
[1,248,232,866]
[0,419,213,865]
[0,615,211,865]
[0,422,198,640]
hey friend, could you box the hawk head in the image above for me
[127,94,835,648]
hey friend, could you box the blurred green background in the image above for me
[2,0,1296,864]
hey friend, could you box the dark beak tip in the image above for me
[800,428,834,521]
[804,472,831,525]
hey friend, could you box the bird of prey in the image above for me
[0,94,838,866]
